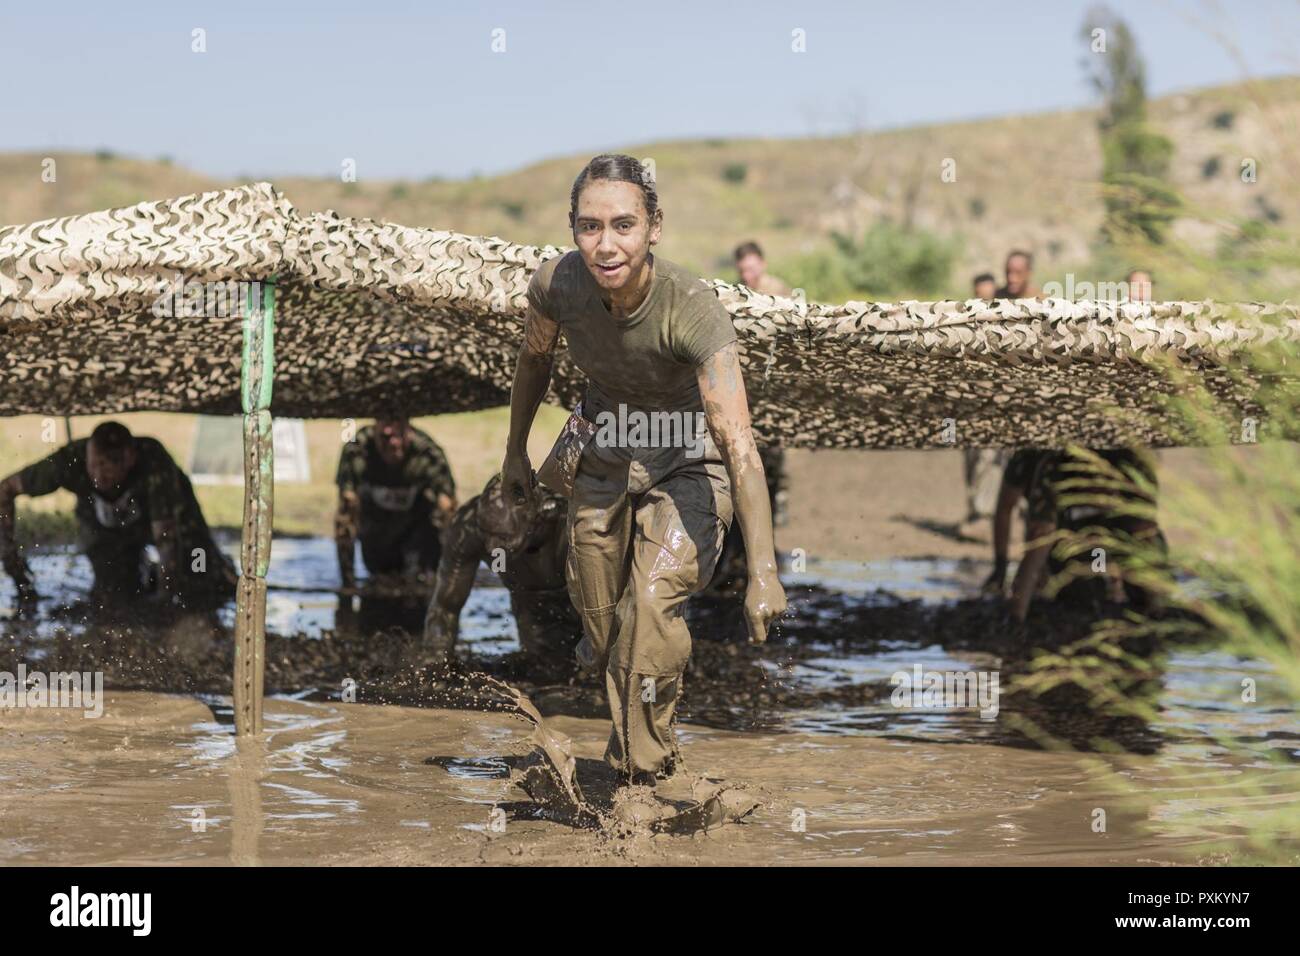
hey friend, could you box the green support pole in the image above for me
[234,279,276,736]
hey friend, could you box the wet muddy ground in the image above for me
[2,538,1298,865]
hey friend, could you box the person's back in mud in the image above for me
[424,475,579,677]
[0,421,236,610]
[334,416,457,590]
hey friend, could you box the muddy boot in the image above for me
[609,779,669,831]
[625,769,658,788]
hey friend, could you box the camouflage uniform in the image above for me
[1006,447,1164,610]
[16,437,235,602]
[1002,449,1063,526]
[1005,448,1158,527]
[336,425,456,575]
[423,486,579,665]
[528,251,740,779]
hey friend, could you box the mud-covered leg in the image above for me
[604,467,730,779]
[565,469,633,677]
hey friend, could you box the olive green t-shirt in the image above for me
[526,251,737,419]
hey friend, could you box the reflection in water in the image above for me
[228,736,265,866]
[2,539,1296,796]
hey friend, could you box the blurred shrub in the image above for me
[779,221,960,301]
[1211,109,1236,130]
[721,162,748,184]
[1099,123,1181,245]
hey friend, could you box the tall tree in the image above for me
[1080,6,1180,245]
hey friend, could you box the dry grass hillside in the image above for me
[3,76,1298,293]
[3,77,1296,545]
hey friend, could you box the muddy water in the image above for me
[1,539,1298,865]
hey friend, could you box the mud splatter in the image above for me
[476,670,763,836]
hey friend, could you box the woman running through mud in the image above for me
[501,153,787,787]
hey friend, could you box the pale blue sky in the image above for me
[2,0,1296,180]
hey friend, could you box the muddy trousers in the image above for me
[565,459,732,777]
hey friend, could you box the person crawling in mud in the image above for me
[500,153,788,789]
[983,447,1166,623]
[423,474,579,675]
[334,416,457,591]
[0,421,237,609]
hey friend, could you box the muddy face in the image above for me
[85,440,137,495]
[571,179,661,304]
[373,417,410,467]
[478,490,535,555]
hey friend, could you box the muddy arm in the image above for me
[1009,519,1053,622]
[984,478,1025,594]
[334,489,361,588]
[697,342,788,643]
[0,474,21,563]
[434,492,458,529]
[502,303,559,505]
[0,474,35,598]
[423,514,484,657]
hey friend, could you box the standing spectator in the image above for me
[734,241,793,296]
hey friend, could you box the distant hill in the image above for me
[3,76,1297,295]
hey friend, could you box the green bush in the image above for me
[779,221,960,301]
[721,162,747,184]
[832,222,960,298]
[779,249,854,302]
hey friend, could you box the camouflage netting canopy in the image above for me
[1,182,1297,448]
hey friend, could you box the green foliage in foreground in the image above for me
[1008,340,1300,863]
